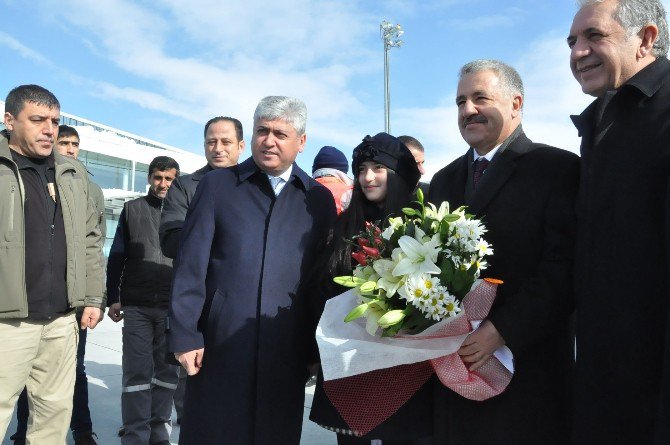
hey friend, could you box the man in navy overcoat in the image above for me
[167,96,336,444]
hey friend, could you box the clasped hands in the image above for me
[458,319,505,371]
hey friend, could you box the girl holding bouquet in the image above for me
[309,133,432,445]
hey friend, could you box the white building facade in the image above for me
[0,100,206,254]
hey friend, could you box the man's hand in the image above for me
[81,307,103,329]
[175,349,205,376]
[458,320,505,371]
[107,303,123,323]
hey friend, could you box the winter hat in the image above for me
[312,146,349,174]
[352,132,421,188]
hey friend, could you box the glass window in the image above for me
[79,150,132,190]
[133,163,149,193]
[103,211,119,257]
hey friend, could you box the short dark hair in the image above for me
[5,84,60,117]
[203,116,243,141]
[398,135,424,152]
[148,156,180,177]
[58,125,79,140]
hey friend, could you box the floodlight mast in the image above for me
[381,20,404,133]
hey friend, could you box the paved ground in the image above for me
[1,318,336,445]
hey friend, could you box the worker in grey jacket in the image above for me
[0,84,104,443]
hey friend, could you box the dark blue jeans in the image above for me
[14,316,93,439]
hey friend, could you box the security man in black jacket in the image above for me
[106,156,180,445]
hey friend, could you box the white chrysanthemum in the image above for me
[397,273,432,304]
[406,284,461,321]
[476,239,493,256]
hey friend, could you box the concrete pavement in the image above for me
[2,318,337,445]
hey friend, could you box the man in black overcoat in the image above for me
[159,116,245,259]
[568,1,670,443]
[428,60,579,444]
[167,96,337,444]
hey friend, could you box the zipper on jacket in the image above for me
[9,185,15,232]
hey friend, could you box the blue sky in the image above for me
[2,0,663,177]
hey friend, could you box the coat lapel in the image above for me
[467,133,533,215]
[446,154,469,208]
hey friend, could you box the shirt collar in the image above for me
[266,164,293,183]
[473,145,500,162]
[623,57,670,98]
[237,156,312,190]
[472,124,523,162]
[10,148,55,170]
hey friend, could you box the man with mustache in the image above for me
[568,1,670,442]
[0,84,105,443]
[106,156,181,445]
[428,60,579,444]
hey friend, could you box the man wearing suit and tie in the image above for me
[428,60,579,444]
[167,96,336,444]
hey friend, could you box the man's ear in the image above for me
[298,134,306,153]
[511,94,523,118]
[4,112,14,131]
[638,24,659,58]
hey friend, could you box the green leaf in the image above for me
[439,220,451,241]
[452,269,467,295]
[344,303,369,322]
[377,309,407,328]
[442,214,461,223]
[439,256,455,284]
[404,223,416,239]
[402,207,418,216]
[333,276,366,287]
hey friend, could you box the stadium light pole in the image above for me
[381,20,404,133]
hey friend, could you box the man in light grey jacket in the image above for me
[0,84,104,443]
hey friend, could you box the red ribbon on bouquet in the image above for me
[322,279,512,436]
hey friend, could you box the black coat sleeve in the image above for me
[160,176,189,259]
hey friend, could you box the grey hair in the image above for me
[577,0,669,57]
[253,96,307,136]
[459,59,524,107]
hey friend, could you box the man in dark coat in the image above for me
[568,1,670,443]
[159,116,245,423]
[428,60,579,444]
[159,116,245,259]
[167,96,337,444]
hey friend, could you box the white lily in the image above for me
[381,216,404,240]
[425,201,450,221]
[392,230,441,277]
[373,255,404,297]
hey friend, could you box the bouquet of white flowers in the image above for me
[335,189,494,336]
[316,190,514,437]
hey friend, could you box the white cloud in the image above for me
[394,32,593,181]
[0,31,52,66]
[29,0,376,150]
